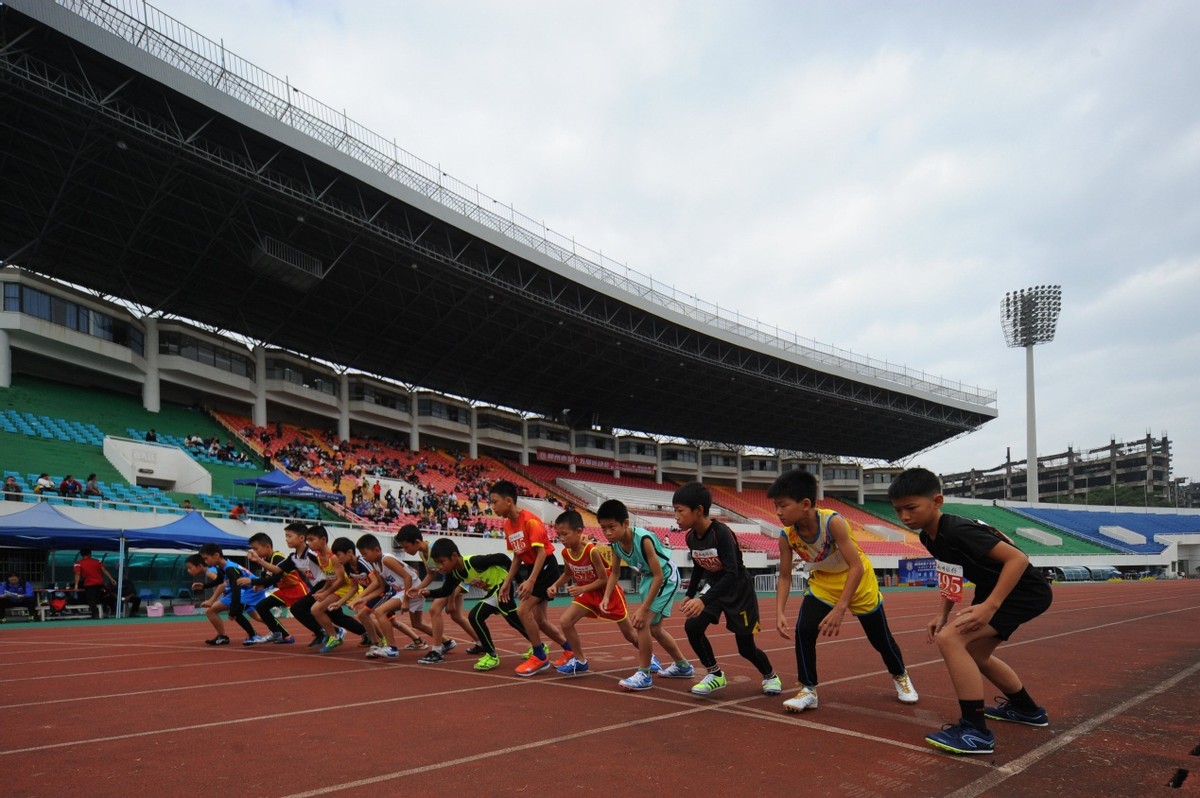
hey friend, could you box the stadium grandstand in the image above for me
[1,0,1198,610]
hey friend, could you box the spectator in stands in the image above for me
[84,473,103,502]
[3,476,22,502]
[2,573,36,616]
[182,499,194,513]
[145,429,158,442]
[229,502,248,522]
[34,473,55,499]
[59,474,82,500]
[73,549,115,619]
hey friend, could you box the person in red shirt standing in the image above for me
[491,480,572,676]
[73,549,115,619]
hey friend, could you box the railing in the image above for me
[51,0,997,409]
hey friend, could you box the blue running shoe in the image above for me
[619,670,653,691]
[925,721,995,755]
[985,699,1049,727]
[556,657,590,675]
[649,654,662,673]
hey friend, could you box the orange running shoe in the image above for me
[552,649,574,668]
[515,654,551,677]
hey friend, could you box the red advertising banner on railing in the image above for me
[536,448,656,475]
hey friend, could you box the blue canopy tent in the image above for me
[256,477,345,504]
[232,468,296,489]
[0,502,248,618]
[0,502,123,550]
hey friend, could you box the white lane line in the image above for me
[943,658,1200,798]
[0,677,527,756]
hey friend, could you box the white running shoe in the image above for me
[782,686,819,713]
[893,672,919,704]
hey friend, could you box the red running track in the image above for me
[1,580,1197,797]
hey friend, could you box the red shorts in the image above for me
[572,589,628,622]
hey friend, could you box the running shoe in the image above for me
[782,686,819,713]
[515,654,551,677]
[307,633,327,649]
[649,654,662,673]
[519,646,533,660]
[274,635,296,645]
[204,635,230,646]
[659,662,695,679]
[365,646,385,659]
[893,672,919,704]
[418,649,445,665]
[556,657,590,675]
[618,670,653,691]
[381,646,400,659]
[551,649,574,668]
[465,643,486,655]
[925,721,995,755]
[404,639,428,650]
[442,639,457,653]
[985,699,1049,727]
[264,632,284,643]
[359,634,372,647]
[762,675,783,696]
[318,634,344,654]
[690,672,727,697]
[474,653,500,671]
[242,634,270,646]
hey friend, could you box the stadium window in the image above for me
[2,283,17,311]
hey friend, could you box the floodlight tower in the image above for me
[1001,285,1062,503]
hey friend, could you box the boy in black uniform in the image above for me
[673,481,781,698]
[889,468,1053,756]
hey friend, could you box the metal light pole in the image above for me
[1001,286,1062,504]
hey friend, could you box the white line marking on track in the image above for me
[942,658,1200,798]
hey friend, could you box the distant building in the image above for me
[941,435,1179,505]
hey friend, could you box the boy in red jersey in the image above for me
[548,511,647,675]
[491,480,572,676]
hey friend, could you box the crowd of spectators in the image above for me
[183,434,250,464]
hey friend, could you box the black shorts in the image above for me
[516,555,560,602]
[699,575,761,635]
[976,581,1053,641]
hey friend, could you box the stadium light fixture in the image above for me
[1001,285,1062,504]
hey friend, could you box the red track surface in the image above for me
[2,581,1198,797]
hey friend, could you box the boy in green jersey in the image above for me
[416,538,531,671]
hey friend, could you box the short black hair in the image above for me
[395,524,422,544]
[888,467,942,500]
[356,533,381,551]
[305,524,329,541]
[185,554,204,567]
[488,480,518,501]
[555,510,584,530]
[429,537,460,560]
[284,521,309,536]
[198,543,223,557]
[767,470,818,504]
[248,532,273,547]
[330,537,356,555]
[672,481,711,515]
[595,499,629,523]
[79,548,92,557]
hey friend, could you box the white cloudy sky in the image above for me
[146,0,1200,482]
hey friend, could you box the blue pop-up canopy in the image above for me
[232,468,296,488]
[256,477,344,504]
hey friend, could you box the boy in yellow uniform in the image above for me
[307,529,367,654]
[768,469,918,712]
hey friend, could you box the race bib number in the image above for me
[936,561,964,603]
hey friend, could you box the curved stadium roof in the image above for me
[0,0,997,461]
